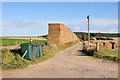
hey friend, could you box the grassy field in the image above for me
[2,41,78,70]
[82,45,119,61]
[2,38,47,46]
[94,49,118,61]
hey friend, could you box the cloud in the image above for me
[4,20,47,28]
[74,27,80,30]
[3,18,117,28]
[62,18,118,28]
[109,29,118,33]
[3,18,118,36]
[90,18,118,27]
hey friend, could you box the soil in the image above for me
[1,45,20,50]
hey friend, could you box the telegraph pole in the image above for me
[87,15,90,46]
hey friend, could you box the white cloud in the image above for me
[3,18,117,28]
[109,29,118,33]
[3,18,118,36]
[3,20,63,28]
[74,27,80,30]
[90,18,118,27]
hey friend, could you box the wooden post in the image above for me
[96,42,99,52]
[87,15,90,46]
[22,50,27,59]
[30,32,32,43]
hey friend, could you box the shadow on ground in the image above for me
[75,49,95,56]
[10,49,22,56]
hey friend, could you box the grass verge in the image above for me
[94,48,118,61]
[2,38,47,46]
[82,47,119,61]
[2,41,79,70]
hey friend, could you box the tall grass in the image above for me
[2,41,78,70]
[2,49,30,70]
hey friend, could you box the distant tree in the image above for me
[74,32,119,38]
[90,33,95,37]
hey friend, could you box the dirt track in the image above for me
[1,45,20,49]
[2,43,118,78]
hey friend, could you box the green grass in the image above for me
[82,45,119,61]
[2,49,30,70]
[2,38,47,46]
[94,49,118,61]
[2,41,79,70]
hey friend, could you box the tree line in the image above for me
[74,32,119,41]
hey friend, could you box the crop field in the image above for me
[2,38,47,46]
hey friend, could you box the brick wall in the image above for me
[47,23,79,45]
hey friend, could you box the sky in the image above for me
[2,0,120,2]
[2,2,118,36]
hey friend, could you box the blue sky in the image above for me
[2,2,118,36]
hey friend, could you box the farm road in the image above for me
[2,43,118,78]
